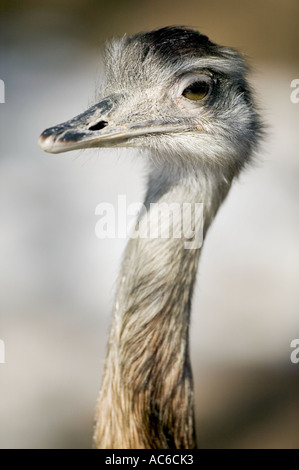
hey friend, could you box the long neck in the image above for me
[94,165,232,449]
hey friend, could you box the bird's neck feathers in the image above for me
[94,162,233,449]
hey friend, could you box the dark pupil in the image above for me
[183,81,210,99]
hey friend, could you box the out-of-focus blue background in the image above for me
[0,0,299,448]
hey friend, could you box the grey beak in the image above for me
[38,96,119,153]
[38,94,191,154]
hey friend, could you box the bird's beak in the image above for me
[38,94,188,154]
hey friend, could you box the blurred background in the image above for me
[0,0,298,449]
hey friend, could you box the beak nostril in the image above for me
[89,120,108,131]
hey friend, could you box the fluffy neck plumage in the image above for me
[93,162,233,449]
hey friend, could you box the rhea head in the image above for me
[39,27,261,177]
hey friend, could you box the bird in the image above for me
[38,26,262,449]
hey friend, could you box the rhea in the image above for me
[39,27,262,448]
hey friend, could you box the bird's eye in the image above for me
[182,80,211,101]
